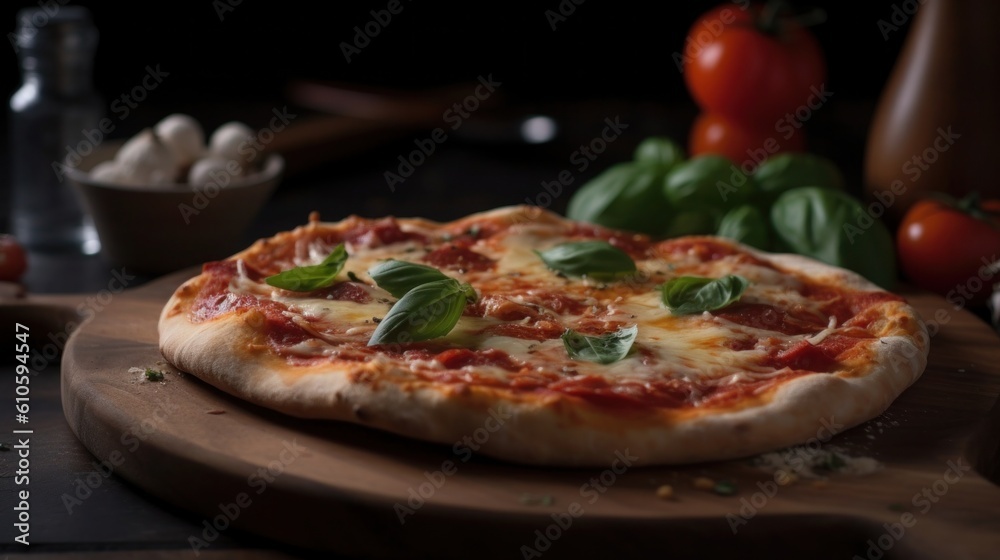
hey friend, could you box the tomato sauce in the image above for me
[433,348,521,371]
[190,260,310,347]
[424,245,496,271]
[714,303,827,335]
[567,223,653,258]
[308,282,371,303]
[481,322,564,341]
[801,285,904,323]
[344,218,426,247]
[760,334,867,373]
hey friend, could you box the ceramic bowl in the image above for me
[64,141,283,276]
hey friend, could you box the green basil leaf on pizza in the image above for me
[662,274,749,315]
[561,325,638,364]
[368,278,476,346]
[535,241,636,280]
[265,244,348,291]
[368,260,452,298]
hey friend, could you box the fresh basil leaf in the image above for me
[565,162,673,236]
[661,275,749,315]
[633,136,684,171]
[535,241,636,280]
[265,244,348,291]
[368,279,473,346]
[770,187,896,289]
[561,326,638,364]
[368,259,451,298]
[716,205,771,251]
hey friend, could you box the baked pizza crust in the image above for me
[159,205,929,467]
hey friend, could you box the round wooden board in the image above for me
[58,270,1000,559]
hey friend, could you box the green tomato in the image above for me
[753,153,845,204]
[664,155,755,226]
[566,162,672,235]
[770,187,896,289]
[633,137,685,171]
[716,205,770,250]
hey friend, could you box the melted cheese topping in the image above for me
[225,219,872,397]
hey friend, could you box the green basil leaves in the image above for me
[770,187,896,289]
[368,279,476,346]
[265,244,348,291]
[561,326,638,364]
[367,260,477,346]
[661,275,749,315]
[368,259,450,298]
[535,241,636,280]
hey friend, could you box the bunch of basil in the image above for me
[566,138,895,288]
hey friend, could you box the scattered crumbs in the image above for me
[888,503,906,513]
[655,485,675,500]
[519,493,554,506]
[713,480,738,496]
[693,476,715,491]
[752,445,882,479]
[0,442,10,452]
[817,451,847,472]
[775,471,798,486]
[130,366,168,383]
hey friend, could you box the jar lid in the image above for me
[13,6,98,53]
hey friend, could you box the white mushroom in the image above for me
[209,121,256,170]
[115,128,179,185]
[188,156,235,188]
[155,113,205,168]
[89,160,127,185]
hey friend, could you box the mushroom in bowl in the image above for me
[64,114,284,276]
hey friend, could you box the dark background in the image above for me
[0,1,907,110]
[0,0,917,288]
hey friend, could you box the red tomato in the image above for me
[682,3,827,126]
[0,235,28,282]
[689,112,805,169]
[897,197,1000,306]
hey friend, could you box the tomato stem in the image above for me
[757,1,827,35]
[956,191,991,221]
[758,0,787,35]
[794,7,828,27]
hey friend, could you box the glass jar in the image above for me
[9,5,102,253]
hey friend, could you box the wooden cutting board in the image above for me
[14,270,1000,558]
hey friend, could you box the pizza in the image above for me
[158,205,929,466]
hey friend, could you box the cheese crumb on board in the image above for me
[752,445,881,479]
